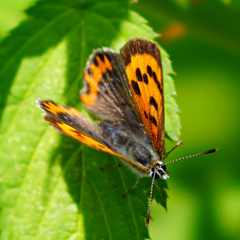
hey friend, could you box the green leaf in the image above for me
[0,0,180,239]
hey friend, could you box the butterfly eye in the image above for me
[126,142,152,165]
[151,163,168,179]
[161,164,167,172]
[154,171,160,179]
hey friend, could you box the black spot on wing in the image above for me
[150,115,157,126]
[153,71,162,93]
[104,52,113,62]
[144,111,148,119]
[143,73,148,84]
[147,65,152,77]
[98,52,105,62]
[131,80,141,95]
[150,96,158,111]
[93,57,98,66]
[152,71,159,87]
[136,68,143,82]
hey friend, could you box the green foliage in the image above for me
[0,0,180,239]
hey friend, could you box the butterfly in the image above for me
[37,38,218,226]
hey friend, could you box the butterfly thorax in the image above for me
[99,123,168,179]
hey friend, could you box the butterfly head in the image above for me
[149,161,169,180]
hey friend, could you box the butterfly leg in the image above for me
[100,164,124,171]
[163,141,182,160]
[122,177,141,197]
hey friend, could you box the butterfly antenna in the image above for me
[163,141,182,160]
[146,171,156,226]
[164,148,218,165]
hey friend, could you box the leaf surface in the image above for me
[0,0,180,239]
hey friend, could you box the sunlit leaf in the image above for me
[0,0,180,239]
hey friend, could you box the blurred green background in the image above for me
[1,0,239,239]
[133,1,240,240]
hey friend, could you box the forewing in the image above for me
[80,48,140,129]
[120,39,165,158]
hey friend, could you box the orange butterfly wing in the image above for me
[120,39,165,158]
[37,99,148,174]
[37,100,119,154]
